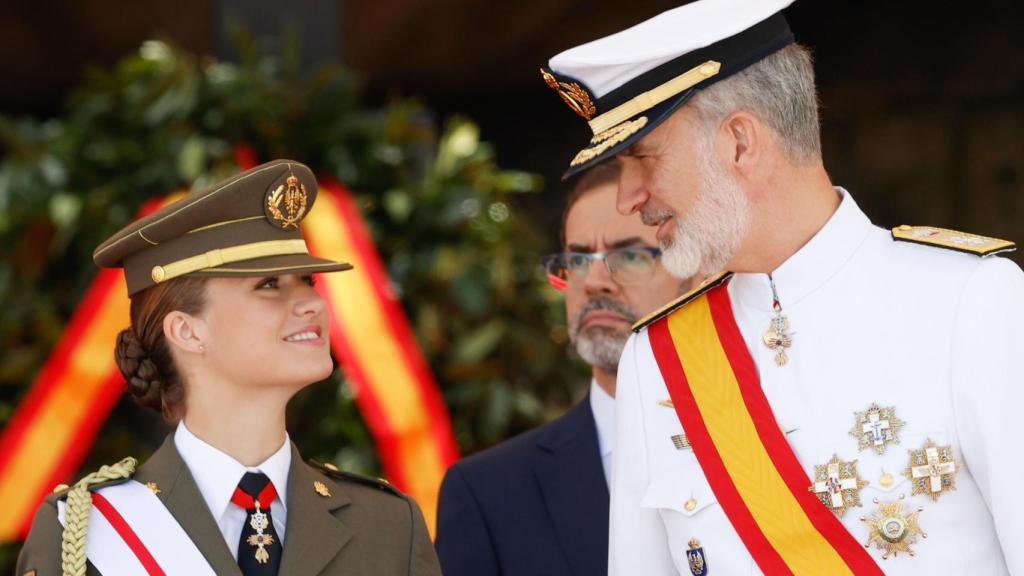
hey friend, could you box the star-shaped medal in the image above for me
[861,495,927,559]
[808,454,868,516]
[849,403,905,454]
[904,438,959,501]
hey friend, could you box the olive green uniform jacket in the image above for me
[16,436,442,576]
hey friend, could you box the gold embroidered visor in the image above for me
[94,160,352,295]
[543,12,795,179]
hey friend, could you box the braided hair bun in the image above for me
[114,328,164,412]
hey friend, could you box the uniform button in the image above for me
[684,497,698,512]
[879,472,894,487]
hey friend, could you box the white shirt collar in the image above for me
[174,422,291,521]
[731,187,874,310]
[589,379,616,459]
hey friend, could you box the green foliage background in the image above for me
[0,40,588,566]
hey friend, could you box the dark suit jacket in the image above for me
[17,435,441,576]
[435,397,609,576]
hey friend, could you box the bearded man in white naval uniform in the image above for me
[538,0,1024,574]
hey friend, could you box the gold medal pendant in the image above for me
[762,275,792,366]
[246,504,275,564]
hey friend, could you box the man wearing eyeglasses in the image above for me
[434,162,689,576]
[539,1,1024,574]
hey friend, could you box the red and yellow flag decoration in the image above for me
[0,166,458,540]
[648,280,881,575]
[0,196,174,541]
[304,178,459,535]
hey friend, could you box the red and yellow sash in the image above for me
[647,278,881,575]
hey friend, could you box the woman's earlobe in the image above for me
[163,311,207,355]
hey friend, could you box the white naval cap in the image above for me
[541,0,796,178]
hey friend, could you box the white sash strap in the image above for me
[58,480,216,576]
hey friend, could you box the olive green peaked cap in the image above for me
[94,159,353,295]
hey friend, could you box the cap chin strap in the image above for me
[587,60,721,135]
[150,239,309,284]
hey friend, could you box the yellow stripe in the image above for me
[155,239,309,282]
[587,60,720,135]
[667,297,851,575]
[0,275,127,539]
[304,191,445,535]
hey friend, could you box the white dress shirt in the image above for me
[589,378,616,487]
[610,189,1024,575]
[174,422,291,559]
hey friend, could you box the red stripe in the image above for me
[91,492,166,576]
[0,269,120,477]
[705,286,882,574]
[649,318,792,575]
[300,188,406,487]
[230,482,278,510]
[322,181,459,464]
[2,196,173,538]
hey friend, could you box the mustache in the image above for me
[640,208,673,226]
[573,297,638,333]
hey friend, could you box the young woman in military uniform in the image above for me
[17,160,442,576]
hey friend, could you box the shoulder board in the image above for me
[307,459,403,497]
[632,271,733,333]
[892,225,1016,257]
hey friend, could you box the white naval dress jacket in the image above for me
[610,189,1024,575]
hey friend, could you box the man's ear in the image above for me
[720,111,762,174]
[163,311,207,355]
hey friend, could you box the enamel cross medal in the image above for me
[247,503,275,564]
[762,275,792,366]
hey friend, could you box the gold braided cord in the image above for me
[586,60,720,135]
[60,457,138,576]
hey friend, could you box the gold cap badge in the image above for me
[540,69,597,120]
[265,173,309,230]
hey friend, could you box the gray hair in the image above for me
[688,43,822,163]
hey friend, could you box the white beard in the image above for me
[660,142,751,280]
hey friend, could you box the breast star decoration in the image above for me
[808,454,868,516]
[904,438,959,501]
[861,495,927,559]
[849,403,905,455]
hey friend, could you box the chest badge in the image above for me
[904,438,959,501]
[861,495,927,559]
[849,403,906,454]
[686,538,708,576]
[809,454,868,516]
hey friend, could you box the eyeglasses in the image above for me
[541,246,662,290]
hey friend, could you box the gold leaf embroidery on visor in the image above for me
[541,69,597,120]
[570,116,649,167]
